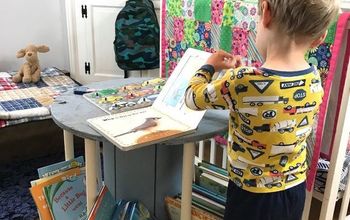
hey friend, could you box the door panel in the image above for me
[72,0,160,84]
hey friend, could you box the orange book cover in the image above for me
[30,167,82,220]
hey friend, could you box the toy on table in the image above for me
[73,86,97,95]
[84,78,166,114]
[12,44,50,83]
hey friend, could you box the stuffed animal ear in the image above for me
[37,45,50,53]
[16,49,26,58]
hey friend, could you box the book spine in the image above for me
[88,186,108,220]
[192,184,226,206]
[165,197,222,220]
[199,174,227,198]
[199,162,228,177]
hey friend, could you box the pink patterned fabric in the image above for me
[174,18,184,42]
[232,27,249,58]
[211,0,224,25]
[161,0,167,77]
[307,13,350,191]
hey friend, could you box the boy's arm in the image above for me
[185,65,237,110]
[185,50,241,110]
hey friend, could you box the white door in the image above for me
[66,0,160,84]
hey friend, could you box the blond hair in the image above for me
[258,0,339,39]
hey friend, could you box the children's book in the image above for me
[87,48,210,150]
[37,156,85,178]
[192,184,226,206]
[30,167,83,220]
[191,192,225,217]
[198,161,229,178]
[88,185,116,220]
[198,173,228,198]
[43,170,87,220]
[112,200,154,220]
[164,196,222,220]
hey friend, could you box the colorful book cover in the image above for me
[164,196,222,220]
[30,167,82,220]
[198,162,229,178]
[43,170,87,220]
[87,49,210,150]
[112,200,154,220]
[191,192,225,217]
[88,185,116,220]
[37,156,85,178]
[197,165,229,182]
[192,184,226,206]
[198,173,228,198]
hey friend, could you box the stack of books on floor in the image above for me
[29,156,87,220]
[165,159,229,220]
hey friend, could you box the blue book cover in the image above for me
[43,170,87,220]
[38,156,85,178]
[88,186,116,220]
[112,200,154,220]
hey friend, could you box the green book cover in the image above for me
[198,162,229,177]
[191,196,225,218]
[43,170,87,220]
[88,185,116,220]
[198,173,228,198]
[192,184,226,206]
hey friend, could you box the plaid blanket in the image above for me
[0,68,78,128]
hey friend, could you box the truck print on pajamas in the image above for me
[243,96,289,106]
[283,102,317,115]
[253,120,296,133]
[220,81,236,111]
[186,66,323,193]
[238,108,259,117]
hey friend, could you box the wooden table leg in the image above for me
[181,142,195,220]
[63,130,74,160]
[198,141,204,161]
[210,138,216,164]
[85,138,99,213]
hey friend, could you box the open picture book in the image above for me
[87,48,210,150]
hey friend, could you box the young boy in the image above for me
[185,0,338,219]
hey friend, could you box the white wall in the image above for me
[0,0,69,72]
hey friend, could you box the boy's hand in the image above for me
[206,50,242,72]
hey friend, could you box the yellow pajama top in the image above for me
[185,65,323,193]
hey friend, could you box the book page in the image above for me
[153,48,210,128]
[87,107,192,149]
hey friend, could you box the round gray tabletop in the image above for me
[51,78,229,147]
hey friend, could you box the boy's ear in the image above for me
[261,0,272,28]
[310,31,327,48]
[16,49,26,58]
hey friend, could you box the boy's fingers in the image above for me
[218,50,234,59]
[234,56,242,67]
[222,60,237,69]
